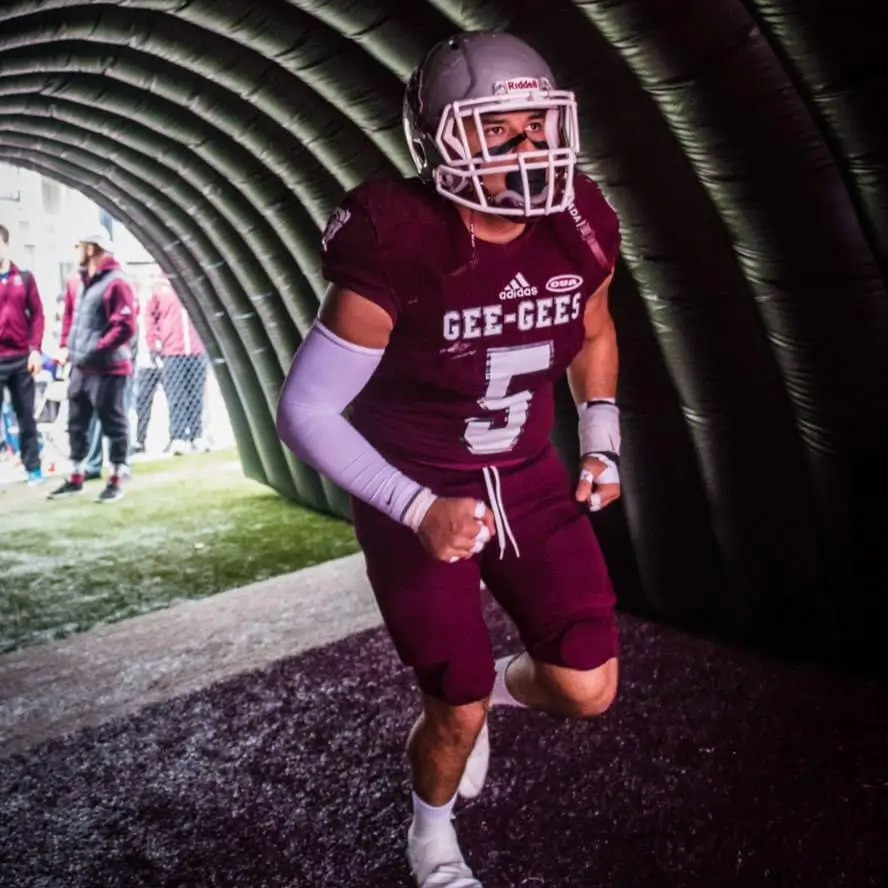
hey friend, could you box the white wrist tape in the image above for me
[472,524,491,554]
[580,455,620,487]
[578,399,621,460]
[276,320,435,528]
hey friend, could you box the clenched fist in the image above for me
[417,497,496,562]
[575,454,621,512]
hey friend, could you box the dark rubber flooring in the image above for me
[2,596,886,887]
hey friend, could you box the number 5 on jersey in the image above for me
[464,342,554,455]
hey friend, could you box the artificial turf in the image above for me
[0,449,360,654]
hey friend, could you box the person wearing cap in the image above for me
[81,291,141,480]
[47,226,136,503]
[0,222,46,485]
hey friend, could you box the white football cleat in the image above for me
[407,822,483,887]
[457,720,490,799]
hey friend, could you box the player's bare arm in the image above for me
[318,284,393,350]
[566,272,622,511]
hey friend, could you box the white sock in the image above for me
[490,654,528,708]
[112,464,126,480]
[71,461,83,476]
[411,791,456,839]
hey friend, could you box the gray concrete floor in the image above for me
[0,553,382,759]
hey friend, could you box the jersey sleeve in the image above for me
[320,191,400,323]
[573,174,622,272]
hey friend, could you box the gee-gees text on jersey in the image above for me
[442,292,583,341]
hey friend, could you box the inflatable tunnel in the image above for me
[1,1,887,678]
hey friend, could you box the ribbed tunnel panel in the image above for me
[2,0,886,679]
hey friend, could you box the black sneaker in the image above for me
[83,470,103,482]
[47,479,83,500]
[96,481,125,504]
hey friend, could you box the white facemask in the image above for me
[431,86,580,218]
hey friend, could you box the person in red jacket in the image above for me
[47,227,136,503]
[0,223,45,484]
[144,276,208,454]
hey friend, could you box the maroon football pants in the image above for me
[352,445,618,706]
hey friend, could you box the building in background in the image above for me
[0,163,158,307]
[1,162,157,296]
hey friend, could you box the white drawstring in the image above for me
[482,466,520,559]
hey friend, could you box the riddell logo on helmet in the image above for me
[501,78,541,93]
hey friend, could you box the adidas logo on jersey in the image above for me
[499,273,539,300]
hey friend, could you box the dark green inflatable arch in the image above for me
[2,0,886,678]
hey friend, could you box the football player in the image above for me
[278,30,622,888]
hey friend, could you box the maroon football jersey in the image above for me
[320,174,620,474]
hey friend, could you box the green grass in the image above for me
[0,449,360,654]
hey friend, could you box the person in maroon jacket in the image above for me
[0,223,45,484]
[144,277,208,454]
[47,227,136,504]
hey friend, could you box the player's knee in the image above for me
[420,695,488,751]
[564,659,619,718]
[529,614,619,717]
[538,657,619,719]
[414,653,495,710]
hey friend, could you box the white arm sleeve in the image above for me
[275,320,436,530]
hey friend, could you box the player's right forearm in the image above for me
[278,402,436,528]
[275,320,436,530]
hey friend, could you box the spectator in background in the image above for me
[47,227,136,503]
[51,275,77,345]
[0,223,45,485]
[82,279,141,478]
[144,277,208,455]
[132,294,163,455]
